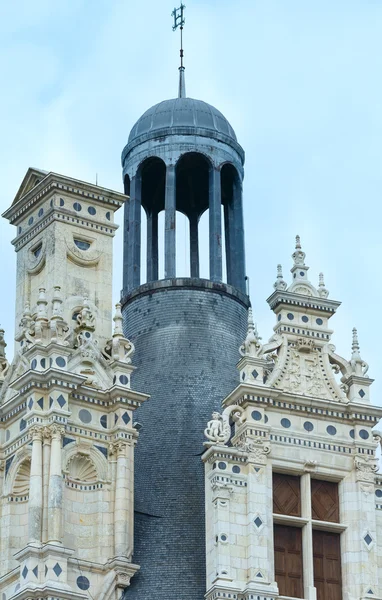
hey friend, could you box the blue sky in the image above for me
[1,0,381,401]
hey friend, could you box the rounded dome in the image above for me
[127,97,237,146]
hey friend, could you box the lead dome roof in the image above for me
[128,97,237,145]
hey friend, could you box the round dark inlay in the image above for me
[359,429,370,440]
[106,211,111,221]
[88,206,96,215]
[56,357,66,368]
[73,202,82,212]
[316,318,323,326]
[251,410,262,421]
[304,421,314,432]
[278,314,281,321]
[38,208,44,217]
[28,216,34,226]
[100,415,108,429]
[77,576,90,591]
[302,316,309,323]
[327,425,337,436]
[119,375,128,385]
[349,429,355,439]
[218,462,227,470]
[287,313,294,321]
[232,465,241,474]
[78,409,92,424]
[281,418,291,428]
[376,489,382,498]
[220,534,227,541]
[300,271,305,276]
[59,198,65,206]
[31,359,37,370]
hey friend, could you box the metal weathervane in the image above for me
[172,3,186,68]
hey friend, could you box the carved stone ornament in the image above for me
[204,405,245,447]
[211,481,234,495]
[236,437,271,465]
[354,455,379,483]
[116,571,131,588]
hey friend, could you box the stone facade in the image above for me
[0,171,148,600]
[202,238,382,600]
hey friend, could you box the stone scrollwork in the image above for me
[204,405,245,447]
[354,454,379,483]
[236,437,271,465]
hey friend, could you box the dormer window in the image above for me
[74,239,91,251]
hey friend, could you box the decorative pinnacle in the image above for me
[0,327,6,358]
[274,264,287,291]
[291,234,308,275]
[318,272,329,298]
[352,327,360,355]
[113,303,124,337]
[239,306,262,358]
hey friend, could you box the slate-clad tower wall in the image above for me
[121,95,249,600]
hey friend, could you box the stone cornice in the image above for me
[222,383,382,422]
[267,288,341,314]
[3,171,126,224]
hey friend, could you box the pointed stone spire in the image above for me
[113,303,124,337]
[239,307,262,358]
[0,327,9,381]
[178,66,186,98]
[350,327,368,376]
[291,235,309,281]
[318,272,329,298]
[274,264,287,291]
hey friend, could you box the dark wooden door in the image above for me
[313,530,342,600]
[274,525,303,598]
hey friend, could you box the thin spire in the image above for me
[351,327,360,356]
[318,272,329,298]
[172,3,186,98]
[274,264,287,291]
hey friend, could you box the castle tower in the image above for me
[120,70,250,599]
[0,171,149,600]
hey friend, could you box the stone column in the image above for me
[42,428,52,542]
[128,174,142,292]
[47,425,64,544]
[147,211,158,282]
[232,177,246,293]
[189,214,199,278]
[164,164,176,279]
[114,442,132,558]
[28,426,43,543]
[223,201,233,286]
[301,472,316,600]
[209,167,222,282]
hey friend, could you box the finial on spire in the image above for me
[239,306,262,358]
[274,264,287,291]
[351,327,360,355]
[172,3,186,98]
[291,234,309,281]
[318,272,329,298]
